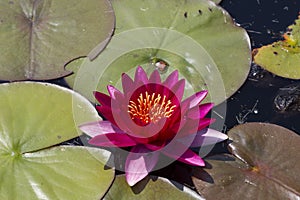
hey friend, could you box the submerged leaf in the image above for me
[253,15,300,79]
[192,123,300,200]
[66,0,250,105]
[104,175,203,200]
[0,0,115,80]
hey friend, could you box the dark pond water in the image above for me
[219,0,300,134]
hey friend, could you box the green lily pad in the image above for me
[65,0,251,105]
[0,82,114,199]
[192,123,300,200]
[253,15,300,79]
[104,175,203,200]
[0,0,115,80]
[0,146,114,200]
[0,82,101,152]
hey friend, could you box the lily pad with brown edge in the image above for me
[65,0,251,105]
[103,175,203,200]
[0,82,115,199]
[253,15,300,79]
[0,0,115,80]
[192,123,300,200]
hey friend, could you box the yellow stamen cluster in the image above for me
[128,92,176,124]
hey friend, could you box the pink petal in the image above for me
[171,79,185,101]
[187,103,214,119]
[178,128,228,147]
[107,85,124,100]
[187,107,200,119]
[134,66,148,84]
[163,70,178,88]
[96,105,118,125]
[199,103,214,118]
[176,149,205,166]
[89,133,137,147]
[183,90,208,108]
[125,145,159,186]
[162,141,205,166]
[149,70,161,83]
[177,118,215,137]
[177,118,200,137]
[79,121,123,137]
[122,73,134,95]
[198,118,215,131]
[144,143,164,151]
[93,91,111,107]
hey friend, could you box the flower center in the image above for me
[128,91,176,125]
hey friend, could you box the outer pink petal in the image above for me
[134,66,148,84]
[107,85,124,100]
[171,79,185,101]
[178,128,228,147]
[79,121,123,137]
[176,149,205,166]
[162,141,205,166]
[122,73,134,95]
[198,118,215,131]
[149,70,161,83]
[96,105,118,125]
[89,133,137,147]
[199,103,214,118]
[125,145,159,186]
[93,91,111,107]
[163,70,178,88]
[182,90,208,108]
[187,103,214,119]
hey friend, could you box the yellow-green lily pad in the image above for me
[0,82,114,199]
[253,15,300,79]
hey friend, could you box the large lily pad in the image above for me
[0,146,114,200]
[0,82,114,199]
[66,0,251,105]
[192,123,300,200]
[104,175,203,200]
[0,82,100,152]
[253,15,300,79]
[0,0,115,80]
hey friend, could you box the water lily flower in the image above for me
[80,66,227,186]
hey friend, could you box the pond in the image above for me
[0,0,299,199]
[220,0,300,134]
